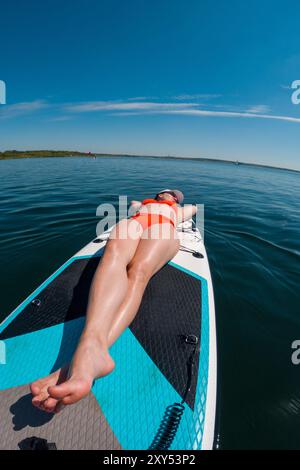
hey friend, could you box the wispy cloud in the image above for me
[172,93,221,101]
[64,101,200,113]
[126,96,158,101]
[2,97,300,126]
[153,108,300,123]
[0,100,48,119]
[245,104,271,114]
[64,98,300,124]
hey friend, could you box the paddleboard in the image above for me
[0,219,217,450]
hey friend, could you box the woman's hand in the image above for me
[129,200,142,216]
[177,204,197,223]
[130,200,141,206]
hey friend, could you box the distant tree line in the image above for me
[0,150,94,159]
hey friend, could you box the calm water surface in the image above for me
[0,156,299,449]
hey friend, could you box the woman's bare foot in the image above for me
[30,335,115,413]
[30,365,69,413]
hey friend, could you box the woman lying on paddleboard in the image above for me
[30,189,197,413]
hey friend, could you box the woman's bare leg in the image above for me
[31,223,179,413]
[108,224,180,345]
[80,219,141,342]
[31,219,142,412]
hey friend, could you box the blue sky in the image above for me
[0,0,300,169]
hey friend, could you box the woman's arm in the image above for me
[177,204,197,223]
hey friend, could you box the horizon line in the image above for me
[0,149,299,174]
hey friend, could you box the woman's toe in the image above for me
[43,397,59,412]
[30,382,41,396]
[32,390,49,407]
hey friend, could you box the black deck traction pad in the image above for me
[0,257,202,409]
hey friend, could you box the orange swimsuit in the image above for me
[131,199,178,231]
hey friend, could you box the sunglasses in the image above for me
[163,191,178,202]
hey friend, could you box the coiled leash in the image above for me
[148,334,199,450]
